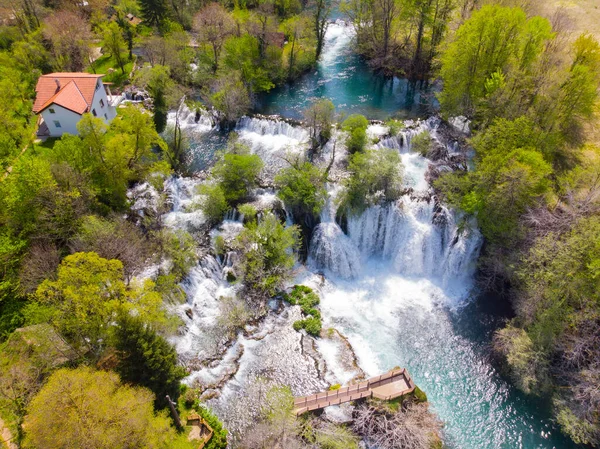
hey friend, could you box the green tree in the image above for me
[197,183,229,225]
[102,22,127,74]
[304,98,335,150]
[210,72,252,126]
[35,252,170,356]
[236,213,300,300]
[341,148,403,214]
[24,366,175,449]
[212,144,264,204]
[342,114,368,153]
[275,159,327,221]
[438,5,552,117]
[135,65,175,133]
[113,313,186,409]
[139,0,170,26]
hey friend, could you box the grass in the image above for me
[87,53,134,88]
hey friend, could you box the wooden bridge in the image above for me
[293,368,416,415]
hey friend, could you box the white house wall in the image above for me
[41,104,83,137]
[40,77,117,137]
[89,78,117,122]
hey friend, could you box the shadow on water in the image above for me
[255,21,438,120]
[437,292,585,449]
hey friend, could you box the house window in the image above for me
[49,108,56,114]
[92,109,97,117]
[96,82,100,91]
[104,113,108,120]
[100,99,105,108]
[53,120,61,128]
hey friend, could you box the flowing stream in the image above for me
[158,19,583,449]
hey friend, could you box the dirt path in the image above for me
[0,417,17,449]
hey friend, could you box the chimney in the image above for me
[54,78,61,92]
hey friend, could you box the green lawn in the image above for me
[87,53,134,88]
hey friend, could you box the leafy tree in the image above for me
[193,3,235,72]
[210,72,252,126]
[236,213,300,300]
[436,118,553,243]
[275,159,326,223]
[113,313,186,409]
[304,98,335,150]
[35,252,170,356]
[197,183,229,225]
[102,22,127,74]
[0,54,34,170]
[222,34,276,92]
[438,5,552,117]
[24,366,175,449]
[342,114,368,153]
[341,148,403,214]
[135,65,175,133]
[312,0,332,59]
[212,144,264,204]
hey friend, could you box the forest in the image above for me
[0,0,599,447]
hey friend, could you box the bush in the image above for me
[212,144,263,204]
[341,149,404,214]
[275,161,327,219]
[198,183,229,225]
[197,406,228,449]
[287,285,322,337]
[410,131,432,157]
[293,316,321,336]
[342,114,369,153]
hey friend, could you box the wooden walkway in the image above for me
[293,368,415,415]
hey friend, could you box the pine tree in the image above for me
[113,313,186,409]
[139,0,169,27]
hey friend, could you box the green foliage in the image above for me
[286,285,322,337]
[198,183,229,225]
[341,148,403,214]
[135,65,175,133]
[34,252,172,356]
[196,406,228,449]
[212,145,264,204]
[0,53,35,171]
[293,316,321,336]
[156,229,196,282]
[139,0,169,26]
[236,213,300,298]
[342,114,369,153]
[210,72,252,124]
[25,366,175,449]
[439,5,553,117]
[275,161,327,218]
[113,313,187,409]
[410,131,432,157]
[436,117,552,243]
[304,99,335,149]
[238,203,258,222]
[222,35,277,92]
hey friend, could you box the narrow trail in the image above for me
[0,417,17,449]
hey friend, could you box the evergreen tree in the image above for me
[113,313,186,409]
[139,0,169,27]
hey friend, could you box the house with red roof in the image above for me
[33,73,121,137]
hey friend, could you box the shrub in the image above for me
[342,114,369,153]
[410,131,432,157]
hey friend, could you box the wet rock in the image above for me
[185,308,194,319]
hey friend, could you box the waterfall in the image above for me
[167,104,215,132]
[235,116,309,155]
[163,176,206,230]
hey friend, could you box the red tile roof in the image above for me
[33,73,104,115]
